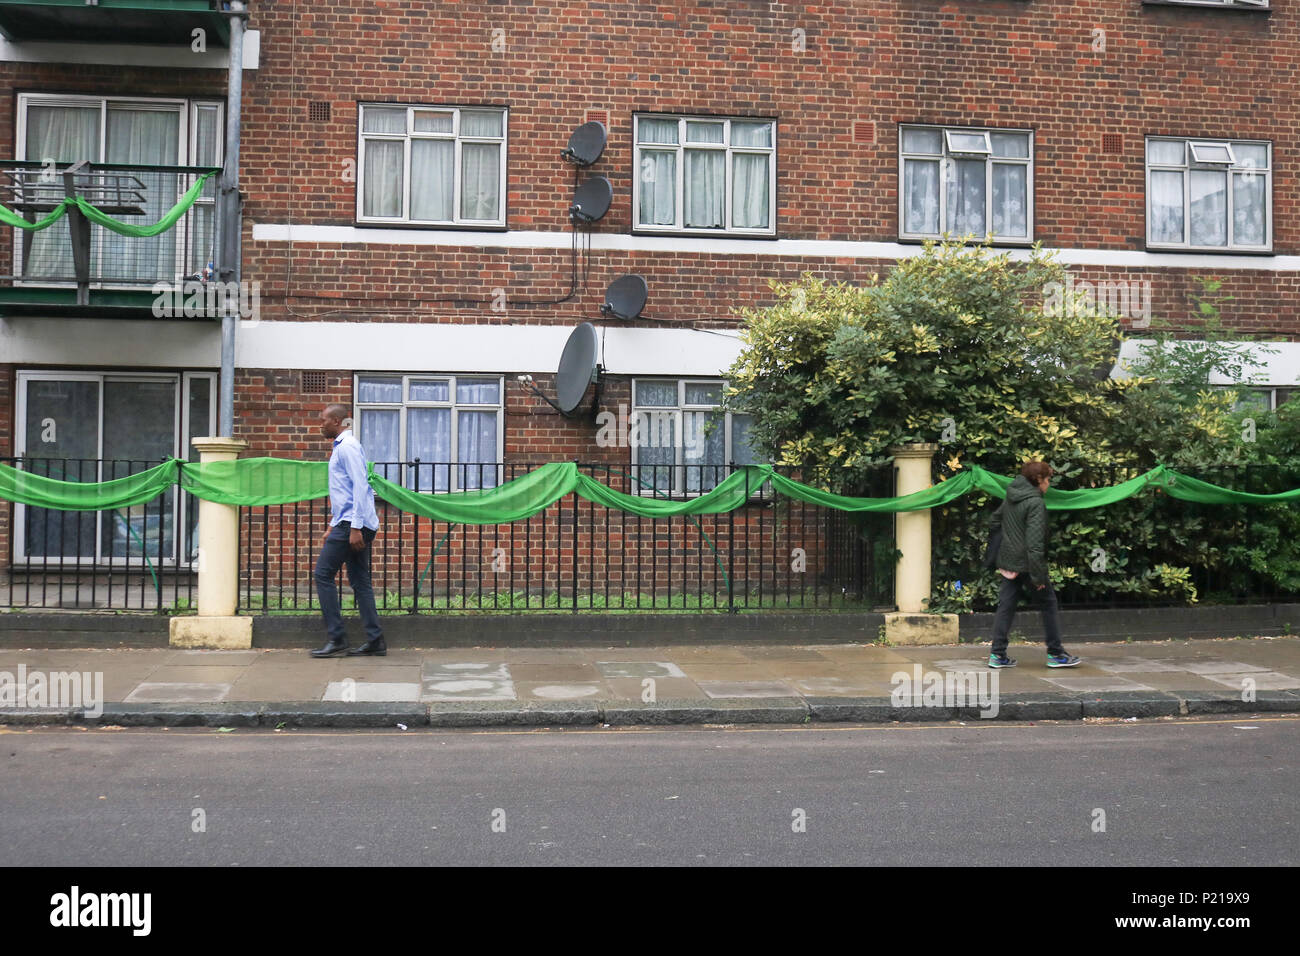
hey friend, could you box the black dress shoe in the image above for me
[310,639,348,658]
[347,639,387,657]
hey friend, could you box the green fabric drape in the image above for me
[178,457,329,506]
[0,459,178,511]
[0,200,73,231]
[0,170,215,236]
[4,456,1300,518]
[73,171,216,237]
[968,464,1175,511]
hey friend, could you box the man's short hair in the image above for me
[323,403,348,421]
[1021,460,1054,483]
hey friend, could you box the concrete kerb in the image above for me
[2,693,1297,728]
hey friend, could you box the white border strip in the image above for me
[251,222,1300,271]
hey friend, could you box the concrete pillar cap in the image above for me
[191,437,249,456]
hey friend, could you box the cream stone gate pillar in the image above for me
[168,437,252,649]
[884,442,957,645]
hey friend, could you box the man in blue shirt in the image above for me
[310,403,385,658]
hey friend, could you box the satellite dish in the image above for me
[562,121,607,167]
[557,322,599,413]
[600,274,648,320]
[570,175,612,224]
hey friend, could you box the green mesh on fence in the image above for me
[2,456,1299,516]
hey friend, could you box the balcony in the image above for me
[0,160,221,317]
[0,0,230,47]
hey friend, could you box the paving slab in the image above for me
[135,665,249,685]
[1161,659,1271,675]
[673,663,783,680]
[594,661,686,679]
[508,662,601,681]
[161,650,261,665]
[515,681,607,700]
[604,677,707,700]
[323,681,421,702]
[1041,676,1155,693]
[123,682,231,703]
[420,676,516,701]
[1202,671,1300,690]
[698,679,797,699]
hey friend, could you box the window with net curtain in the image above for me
[20,97,217,286]
[635,116,775,234]
[900,126,1031,241]
[356,375,503,493]
[359,106,505,225]
[1146,138,1269,250]
[631,380,761,495]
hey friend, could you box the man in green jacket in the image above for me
[987,461,1081,669]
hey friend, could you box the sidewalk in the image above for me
[2,636,1299,727]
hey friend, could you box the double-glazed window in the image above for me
[357,104,507,227]
[15,93,221,286]
[899,125,1033,242]
[1146,137,1271,251]
[633,115,777,235]
[1152,0,1267,7]
[629,380,760,495]
[14,371,215,564]
[354,374,504,491]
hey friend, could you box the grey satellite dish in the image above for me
[570,175,612,223]
[600,274,648,320]
[557,322,599,413]
[562,121,607,167]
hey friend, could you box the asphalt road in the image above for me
[1,716,1295,866]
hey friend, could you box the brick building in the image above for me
[1,0,1298,596]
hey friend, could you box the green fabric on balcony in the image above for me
[0,170,214,236]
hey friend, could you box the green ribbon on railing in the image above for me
[2,456,1300,517]
[0,170,216,236]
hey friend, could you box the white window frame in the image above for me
[629,378,759,497]
[355,104,508,228]
[1152,0,1268,8]
[1145,136,1272,252]
[353,373,506,492]
[898,124,1034,243]
[12,369,216,566]
[631,114,778,237]
[14,93,223,290]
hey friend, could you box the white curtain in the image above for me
[991,163,1027,237]
[638,119,678,226]
[946,158,986,236]
[105,109,180,283]
[904,159,939,235]
[408,407,451,491]
[459,142,500,220]
[1232,173,1265,246]
[363,139,404,218]
[360,409,400,484]
[457,411,498,489]
[1189,169,1227,246]
[411,139,453,221]
[732,153,769,229]
[1149,170,1184,244]
[685,150,724,228]
[683,411,725,492]
[24,106,100,280]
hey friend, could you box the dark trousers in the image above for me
[990,573,1065,657]
[314,523,382,643]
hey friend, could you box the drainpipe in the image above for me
[218,1,247,438]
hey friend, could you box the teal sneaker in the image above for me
[1047,653,1081,668]
[988,653,1017,669]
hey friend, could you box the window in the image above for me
[1148,0,1268,8]
[354,374,504,492]
[899,125,1033,242]
[14,371,215,565]
[629,379,760,496]
[357,104,507,227]
[15,93,221,287]
[1146,137,1271,251]
[633,115,776,235]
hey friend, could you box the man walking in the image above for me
[310,403,385,658]
[987,460,1080,669]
